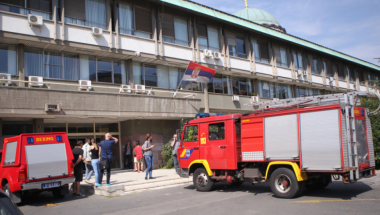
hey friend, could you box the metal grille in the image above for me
[242,151,263,161]
[365,110,376,167]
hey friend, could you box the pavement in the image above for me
[79,169,192,196]
[18,171,380,215]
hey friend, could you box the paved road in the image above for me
[19,176,380,215]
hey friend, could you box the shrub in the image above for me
[161,139,174,169]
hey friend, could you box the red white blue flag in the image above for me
[182,62,216,83]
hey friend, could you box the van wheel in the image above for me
[52,188,65,199]
[269,168,299,199]
[193,168,214,192]
[4,183,21,204]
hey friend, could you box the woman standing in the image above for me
[89,138,101,187]
[142,134,155,180]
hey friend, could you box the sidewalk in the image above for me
[80,169,193,197]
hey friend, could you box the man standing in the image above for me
[171,134,180,173]
[99,133,118,186]
[122,141,132,169]
[72,141,84,197]
[82,138,93,184]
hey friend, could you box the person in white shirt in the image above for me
[82,138,93,183]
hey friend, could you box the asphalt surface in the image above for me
[19,176,380,215]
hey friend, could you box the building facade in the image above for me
[0,0,379,169]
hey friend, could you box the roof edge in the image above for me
[158,0,380,71]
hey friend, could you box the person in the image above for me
[122,141,132,169]
[142,133,155,180]
[83,138,93,184]
[133,141,144,173]
[89,138,101,187]
[171,134,180,173]
[99,133,118,186]
[72,141,85,197]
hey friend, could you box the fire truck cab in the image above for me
[0,133,74,203]
[177,92,377,198]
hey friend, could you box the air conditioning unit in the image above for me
[251,96,259,103]
[273,98,280,101]
[78,80,92,91]
[213,52,221,60]
[0,73,12,86]
[45,103,61,112]
[28,76,43,87]
[91,27,103,36]
[120,84,132,93]
[28,14,43,26]
[232,95,239,101]
[203,49,213,58]
[329,77,335,85]
[135,84,146,94]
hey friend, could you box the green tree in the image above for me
[361,97,380,168]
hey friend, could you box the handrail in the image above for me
[6,80,197,98]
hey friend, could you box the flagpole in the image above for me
[173,61,192,97]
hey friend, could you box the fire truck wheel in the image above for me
[296,181,306,197]
[193,168,214,192]
[4,183,22,204]
[270,168,299,198]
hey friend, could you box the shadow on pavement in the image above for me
[183,181,373,200]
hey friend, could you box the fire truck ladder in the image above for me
[245,91,380,182]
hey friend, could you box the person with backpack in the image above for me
[99,133,118,186]
[142,134,155,180]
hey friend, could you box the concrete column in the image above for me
[152,8,158,56]
[126,59,133,85]
[33,119,44,133]
[0,118,2,136]
[245,34,252,73]
[189,16,195,61]
[106,0,113,48]
[220,24,226,68]
[321,58,326,86]
[159,12,164,57]
[269,40,276,77]
[52,0,57,40]
[194,17,200,63]
[113,0,119,49]
[203,84,209,113]
[61,0,65,41]
[17,44,25,87]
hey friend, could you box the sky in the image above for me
[190,0,380,66]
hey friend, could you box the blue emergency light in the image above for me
[56,135,63,142]
[195,113,223,119]
[27,137,34,143]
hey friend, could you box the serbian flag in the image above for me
[182,62,216,83]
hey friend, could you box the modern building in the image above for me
[0,0,379,169]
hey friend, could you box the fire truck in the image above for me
[0,133,74,203]
[177,92,378,198]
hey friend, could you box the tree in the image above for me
[361,97,380,168]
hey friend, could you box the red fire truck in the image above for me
[177,92,377,198]
[0,133,74,203]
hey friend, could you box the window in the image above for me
[252,40,269,64]
[196,23,219,52]
[162,14,189,46]
[209,123,225,140]
[64,53,80,81]
[0,44,17,75]
[292,51,304,70]
[274,46,288,68]
[25,47,43,77]
[337,64,346,81]
[208,75,252,95]
[44,51,62,79]
[258,81,292,99]
[79,55,126,84]
[229,36,246,58]
[358,70,365,85]
[0,0,51,19]
[117,3,152,38]
[2,121,33,135]
[311,57,321,75]
[134,63,185,89]
[347,66,355,83]
[44,123,66,132]
[65,0,106,29]
[183,125,198,142]
[296,86,311,97]
[3,141,17,165]
[323,60,333,77]
[213,75,223,94]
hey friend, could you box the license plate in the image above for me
[42,182,61,189]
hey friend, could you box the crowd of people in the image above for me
[71,132,178,196]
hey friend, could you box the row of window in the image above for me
[0,0,378,81]
[0,44,378,96]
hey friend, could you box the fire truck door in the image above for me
[200,122,228,169]
[179,125,200,168]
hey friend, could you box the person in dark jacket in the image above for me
[99,133,118,186]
